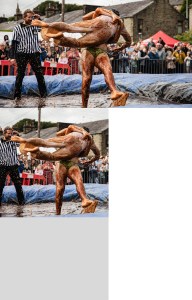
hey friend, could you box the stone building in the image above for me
[106,0,186,42]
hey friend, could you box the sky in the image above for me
[1,0,142,17]
[0,108,108,128]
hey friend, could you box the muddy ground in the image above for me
[0,92,171,108]
[0,200,108,217]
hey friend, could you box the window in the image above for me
[177,21,183,34]
[137,19,143,34]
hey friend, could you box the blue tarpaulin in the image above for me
[1,73,192,101]
[2,184,108,204]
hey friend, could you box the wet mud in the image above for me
[0,200,108,217]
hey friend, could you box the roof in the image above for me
[0,9,84,31]
[21,119,108,139]
[106,1,154,18]
[22,127,58,139]
[77,119,108,135]
[43,9,83,23]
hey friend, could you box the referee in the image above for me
[10,9,47,104]
[0,127,24,205]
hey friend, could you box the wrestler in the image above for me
[32,8,131,107]
[11,125,100,215]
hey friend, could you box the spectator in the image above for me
[148,47,159,73]
[166,50,176,73]
[157,36,165,47]
[35,164,44,175]
[3,35,10,51]
[147,37,156,49]
[58,51,69,64]
[130,50,138,73]
[119,49,130,73]
[0,42,9,75]
[138,45,149,73]
[184,51,192,73]
[173,46,186,73]
[67,47,80,74]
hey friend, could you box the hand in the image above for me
[33,14,41,20]
[112,14,120,24]
[81,160,91,166]
[111,46,122,53]
[10,59,16,65]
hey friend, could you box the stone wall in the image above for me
[126,0,185,41]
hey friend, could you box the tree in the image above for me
[175,30,192,43]
[180,0,192,15]
[13,118,57,132]
[33,1,82,16]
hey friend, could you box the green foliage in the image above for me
[13,118,57,132]
[34,1,61,15]
[175,30,192,43]
[180,0,192,15]
[33,1,83,15]
[8,16,15,21]
[65,4,83,12]
[0,29,12,32]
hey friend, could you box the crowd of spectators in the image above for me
[11,153,109,186]
[1,33,192,75]
[109,37,192,74]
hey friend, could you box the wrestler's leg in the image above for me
[81,50,95,108]
[68,166,98,213]
[31,142,85,161]
[53,30,110,48]
[95,53,129,106]
[55,163,67,215]
[12,136,67,149]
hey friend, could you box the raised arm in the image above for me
[112,23,132,52]
[92,7,120,24]
[56,125,92,141]
[82,140,100,165]
[82,11,95,21]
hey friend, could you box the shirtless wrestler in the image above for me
[11,125,100,215]
[32,8,131,107]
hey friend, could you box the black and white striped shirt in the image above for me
[12,23,41,54]
[0,138,19,166]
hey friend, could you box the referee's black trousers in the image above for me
[0,165,24,204]
[14,52,47,98]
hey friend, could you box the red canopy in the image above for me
[142,30,180,48]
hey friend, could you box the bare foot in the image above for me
[81,200,98,214]
[32,19,49,27]
[11,136,25,143]
[111,92,129,107]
